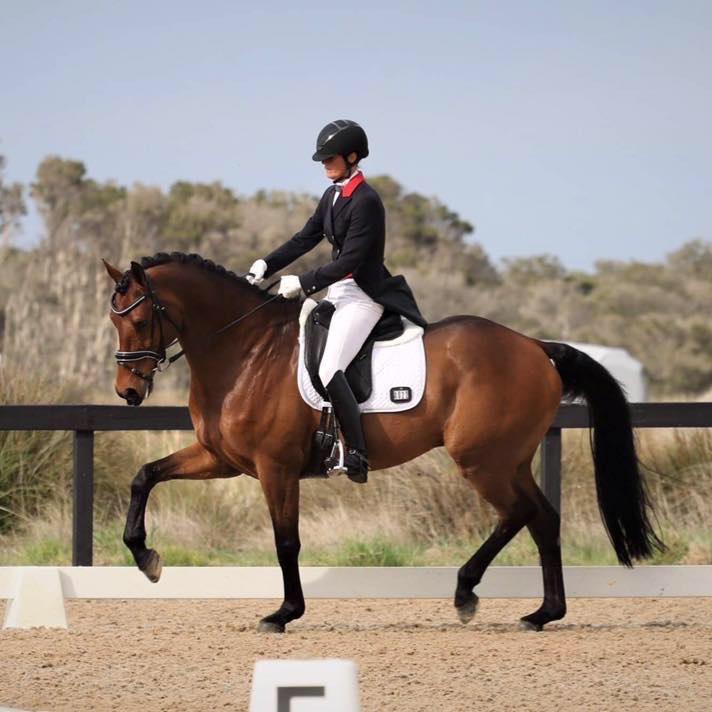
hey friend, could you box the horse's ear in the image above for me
[102,258,123,284]
[130,261,147,286]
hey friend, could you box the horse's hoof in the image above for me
[455,594,479,625]
[141,549,162,583]
[257,619,285,634]
[519,618,543,632]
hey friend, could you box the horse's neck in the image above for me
[159,266,299,389]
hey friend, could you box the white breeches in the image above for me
[318,278,385,387]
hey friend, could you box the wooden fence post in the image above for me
[540,428,562,514]
[72,430,94,566]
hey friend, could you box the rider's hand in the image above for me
[246,259,267,285]
[278,275,303,299]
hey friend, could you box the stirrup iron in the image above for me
[324,437,346,477]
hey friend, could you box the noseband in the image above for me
[111,266,182,387]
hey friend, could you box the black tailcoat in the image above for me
[263,179,427,327]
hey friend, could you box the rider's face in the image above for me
[322,153,357,181]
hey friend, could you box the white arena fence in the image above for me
[2,565,712,629]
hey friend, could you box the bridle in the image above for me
[111,263,281,389]
[111,265,184,388]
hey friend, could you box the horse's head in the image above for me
[103,259,181,406]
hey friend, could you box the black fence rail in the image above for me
[2,403,712,566]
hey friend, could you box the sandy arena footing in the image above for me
[1,598,711,711]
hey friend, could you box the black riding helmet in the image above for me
[312,120,369,164]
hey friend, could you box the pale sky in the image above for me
[1,0,710,269]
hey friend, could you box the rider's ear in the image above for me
[130,261,147,287]
[102,258,124,284]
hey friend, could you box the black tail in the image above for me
[541,341,663,566]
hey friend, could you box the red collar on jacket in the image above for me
[341,171,365,198]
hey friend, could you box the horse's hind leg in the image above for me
[519,474,566,631]
[453,467,536,625]
[123,442,238,582]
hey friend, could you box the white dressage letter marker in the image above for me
[249,659,360,712]
[3,567,67,629]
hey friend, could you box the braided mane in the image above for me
[114,251,267,298]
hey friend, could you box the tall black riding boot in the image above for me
[325,370,369,484]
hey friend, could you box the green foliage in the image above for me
[164,181,241,250]
[21,537,70,565]
[333,537,412,566]
[31,155,86,213]
[668,239,712,282]
[159,545,212,566]
[503,254,566,284]
[0,367,75,533]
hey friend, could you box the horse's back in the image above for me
[423,313,559,390]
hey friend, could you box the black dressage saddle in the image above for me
[304,300,404,403]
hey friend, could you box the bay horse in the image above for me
[104,252,662,633]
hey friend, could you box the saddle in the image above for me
[298,298,426,479]
[304,300,404,403]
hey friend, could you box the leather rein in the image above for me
[111,264,281,386]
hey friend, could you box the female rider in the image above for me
[247,120,426,483]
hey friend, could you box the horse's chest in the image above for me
[194,409,257,462]
[191,404,224,451]
[192,414,217,456]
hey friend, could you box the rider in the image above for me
[247,119,426,483]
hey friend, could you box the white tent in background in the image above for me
[562,342,647,402]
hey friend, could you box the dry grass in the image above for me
[2,367,712,566]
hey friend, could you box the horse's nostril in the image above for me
[122,388,143,406]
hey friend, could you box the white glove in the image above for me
[278,275,303,299]
[246,259,267,285]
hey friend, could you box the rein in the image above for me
[111,264,282,385]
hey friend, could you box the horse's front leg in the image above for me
[256,464,304,633]
[123,441,238,581]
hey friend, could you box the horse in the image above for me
[104,252,662,633]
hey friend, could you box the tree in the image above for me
[502,254,566,284]
[668,239,712,282]
[31,156,87,251]
[0,154,26,251]
[163,181,241,252]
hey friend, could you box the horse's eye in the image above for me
[135,320,148,330]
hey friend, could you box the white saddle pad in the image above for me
[297,299,426,413]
